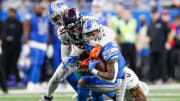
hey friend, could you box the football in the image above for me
[78,51,106,72]
[93,58,106,72]
[78,51,89,61]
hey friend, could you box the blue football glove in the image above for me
[63,56,76,69]
[88,59,100,71]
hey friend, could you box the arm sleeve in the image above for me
[101,41,120,62]
[61,44,71,63]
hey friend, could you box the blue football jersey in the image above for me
[87,12,108,26]
[29,13,49,43]
[85,40,126,79]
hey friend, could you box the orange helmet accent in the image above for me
[66,8,69,18]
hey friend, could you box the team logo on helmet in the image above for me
[48,1,67,24]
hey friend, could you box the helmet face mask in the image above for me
[52,14,63,26]
[48,1,67,26]
[63,8,83,43]
[84,30,101,46]
[84,30,98,40]
[68,23,82,42]
[82,19,101,46]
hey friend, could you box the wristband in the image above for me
[91,69,98,75]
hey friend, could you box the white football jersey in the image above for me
[57,16,97,45]
[57,26,70,44]
[123,67,149,101]
[98,26,116,46]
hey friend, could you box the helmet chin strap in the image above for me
[88,39,99,46]
[88,34,102,46]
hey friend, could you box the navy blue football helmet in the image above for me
[63,8,83,42]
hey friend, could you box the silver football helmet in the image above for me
[48,1,67,26]
[82,18,102,46]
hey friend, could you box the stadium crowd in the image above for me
[0,0,179,94]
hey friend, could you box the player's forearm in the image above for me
[130,85,147,101]
[98,60,116,80]
[61,43,71,62]
[47,30,52,45]
[92,60,117,82]
[23,21,30,44]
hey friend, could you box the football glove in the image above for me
[80,45,101,69]
[88,59,99,71]
[63,56,76,69]
[89,45,101,58]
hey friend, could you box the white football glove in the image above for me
[46,44,54,58]
[17,44,31,71]
[39,96,53,101]
[21,44,30,57]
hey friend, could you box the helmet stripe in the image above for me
[86,20,92,30]
[56,2,64,8]
[66,9,69,18]
[48,4,54,15]
[73,8,76,11]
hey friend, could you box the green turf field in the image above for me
[0,85,180,101]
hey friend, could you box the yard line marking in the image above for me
[149,93,180,96]
[149,84,180,89]
[148,98,179,101]
[0,94,73,98]
[1,93,179,97]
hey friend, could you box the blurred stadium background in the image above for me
[0,0,180,101]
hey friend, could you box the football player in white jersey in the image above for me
[40,1,148,101]
[40,1,99,101]
[40,1,85,101]
[123,67,149,101]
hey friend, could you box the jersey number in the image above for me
[38,21,48,35]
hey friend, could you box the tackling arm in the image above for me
[130,85,147,101]
[61,43,71,63]
[42,44,73,100]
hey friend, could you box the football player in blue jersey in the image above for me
[40,1,148,101]
[76,18,127,101]
[21,4,50,91]
[89,0,109,26]
[40,1,115,100]
[40,1,98,101]
[76,19,148,101]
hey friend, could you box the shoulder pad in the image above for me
[82,16,98,21]
[98,26,116,46]
[57,26,70,44]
